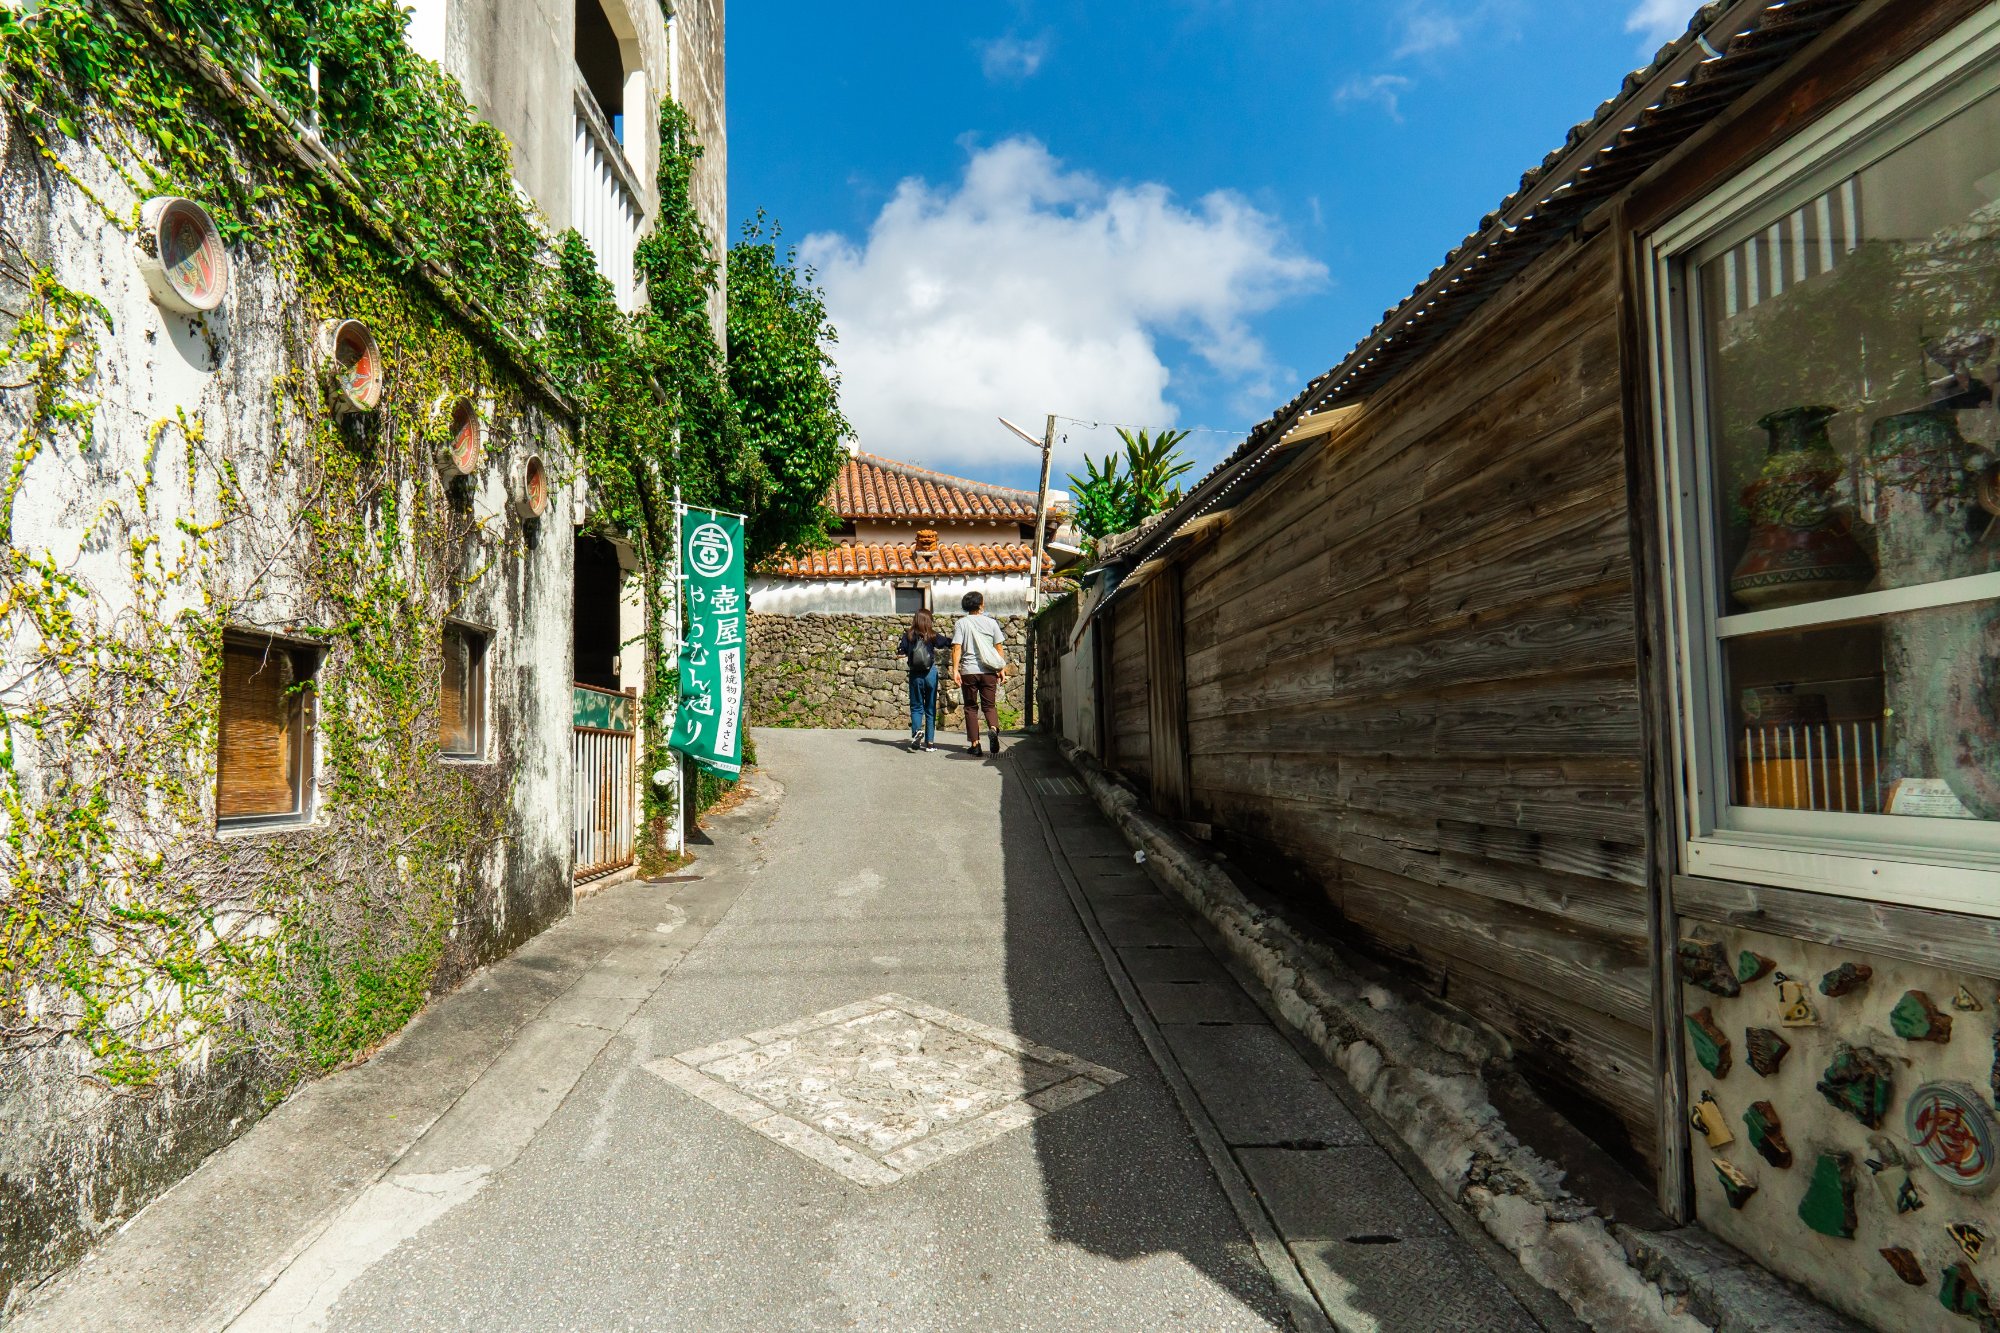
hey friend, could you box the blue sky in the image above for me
[728,1,1695,491]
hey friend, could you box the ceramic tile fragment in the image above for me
[1687,1007,1731,1078]
[1776,977,1819,1028]
[1819,961,1872,998]
[1953,986,1983,1013]
[1745,1027,1790,1077]
[1743,1101,1792,1169]
[1950,1222,1988,1263]
[1817,1044,1895,1129]
[1940,1261,1989,1319]
[1880,1246,1925,1286]
[1690,1092,1733,1147]
[1891,990,1954,1043]
[1712,1156,1756,1209]
[1736,951,1775,985]
[1796,1152,1857,1239]
[1678,937,1740,997]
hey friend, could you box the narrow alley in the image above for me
[11,732,1568,1333]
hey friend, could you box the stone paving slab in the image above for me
[1092,900,1203,948]
[1292,1237,1542,1333]
[1238,1146,1453,1241]
[1077,872,1161,905]
[1165,1024,1373,1147]
[1138,979,1270,1026]
[1118,944,1240,986]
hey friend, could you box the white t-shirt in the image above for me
[953,614,1005,675]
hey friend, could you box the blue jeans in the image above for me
[907,670,939,743]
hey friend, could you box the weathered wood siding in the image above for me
[1107,595,1151,782]
[1170,231,1655,1160]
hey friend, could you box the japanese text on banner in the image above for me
[669,510,747,776]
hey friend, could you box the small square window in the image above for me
[893,586,927,615]
[217,635,318,828]
[441,622,490,759]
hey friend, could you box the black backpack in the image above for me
[907,634,935,675]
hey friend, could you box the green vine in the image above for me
[0,0,852,1098]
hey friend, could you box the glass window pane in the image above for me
[1724,602,2000,822]
[1699,88,2000,612]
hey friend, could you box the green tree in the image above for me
[727,214,852,561]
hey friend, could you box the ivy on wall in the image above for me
[0,0,857,1094]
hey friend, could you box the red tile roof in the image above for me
[770,542,1034,580]
[834,452,1039,523]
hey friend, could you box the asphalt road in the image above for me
[318,728,1288,1331]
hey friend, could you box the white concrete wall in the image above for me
[749,575,1034,618]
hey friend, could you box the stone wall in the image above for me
[749,614,1026,731]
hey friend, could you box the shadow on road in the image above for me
[994,736,1288,1325]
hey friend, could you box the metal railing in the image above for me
[571,81,644,310]
[573,683,638,882]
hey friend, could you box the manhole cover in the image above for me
[648,994,1125,1187]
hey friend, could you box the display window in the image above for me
[1649,11,2000,912]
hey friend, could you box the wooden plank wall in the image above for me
[1145,569,1190,818]
[1107,595,1151,786]
[1170,230,1656,1163]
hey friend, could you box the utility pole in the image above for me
[1031,413,1055,616]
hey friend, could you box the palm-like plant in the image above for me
[1063,428,1195,538]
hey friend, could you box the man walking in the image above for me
[949,590,1007,755]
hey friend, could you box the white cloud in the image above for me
[1626,0,1691,47]
[978,34,1048,83]
[1393,10,1464,58]
[1334,73,1413,122]
[801,139,1326,475]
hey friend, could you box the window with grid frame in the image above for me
[216,634,319,829]
[440,622,490,759]
[1649,14,2000,913]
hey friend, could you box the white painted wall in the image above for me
[749,575,1034,617]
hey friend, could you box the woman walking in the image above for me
[896,608,952,752]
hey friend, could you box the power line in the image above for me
[1053,414,1249,438]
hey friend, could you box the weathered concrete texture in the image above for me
[1058,740,1745,1332]
[1618,1227,1868,1333]
[749,612,1027,730]
[0,59,574,1313]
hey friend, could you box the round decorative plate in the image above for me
[1906,1081,2000,1192]
[514,454,549,519]
[320,319,383,414]
[136,197,229,315]
[445,397,483,475]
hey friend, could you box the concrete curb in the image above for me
[1057,740,1707,1333]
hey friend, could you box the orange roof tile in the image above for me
[833,453,1039,523]
[769,542,1034,580]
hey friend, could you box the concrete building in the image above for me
[404,0,727,312]
[0,0,723,1311]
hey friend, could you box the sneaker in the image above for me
[908,736,922,752]
[966,743,982,755]
[987,733,1001,755]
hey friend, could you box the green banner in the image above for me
[669,508,747,776]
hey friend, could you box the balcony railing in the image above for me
[571,81,644,310]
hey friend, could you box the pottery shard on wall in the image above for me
[1736,951,1776,984]
[1744,1101,1794,1169]
[1819,962,1873,997]
[1678,937,1742,997]
[1817,1044,1896,1128]
[1746,1027,1791,1077]
[1712,1157,1757,1209]
[1797,1152,1858,1239]
[1940,1262,1989,1319]
[1954,986,1984,1013]
[1687,1008,1732,1078]
[1881,1246,1926,1287]
[1892,990,1955,1042]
